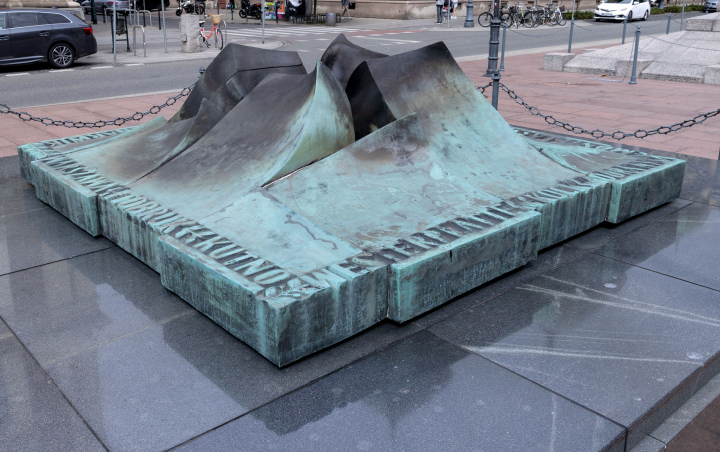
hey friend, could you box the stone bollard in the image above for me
[180,14,202,53]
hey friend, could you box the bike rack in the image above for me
[135,9,152,27]
[133,25,146,57]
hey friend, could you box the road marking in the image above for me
[125,63,144,66]
[91,66,114,69]
[296,49,309,52]
[225,27,365,38]
[49,69,75,73]
[5,73,30,77]
[353,36,420,43]
[315,38,329,40]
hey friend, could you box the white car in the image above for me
[594,0,650,21]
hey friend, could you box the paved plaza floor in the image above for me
[1,45,720,451]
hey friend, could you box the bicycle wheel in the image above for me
[195,3,205,14]
[215,28,223,49]
[199,30,209,47]
[522,11,535,27]
[477,12,492,27]
[557,13,566,25]
[500,11,511,25]
[532,11,541,27]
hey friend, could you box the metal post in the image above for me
[262,1,265,43]
[464,0,474,27]
[567,0,575,52]
[485,0,501,76]
[680,0,685,30]
[447,4,450,28]
[666,12,671,34]
[622,14,627,44]
[629,25,640,84]
[90,0,97,24]
[491,69,501,110]
[276,0,278,22]
[161,0,167,52]
[113,1,117,62]
[499,20,507,71]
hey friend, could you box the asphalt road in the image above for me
[0,11,703,108]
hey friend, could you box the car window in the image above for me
[0,13,6,30]
[9,12,39,28]
[40,12,72,24]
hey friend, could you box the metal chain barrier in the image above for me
[0,83,195,129]
[477,82,720,140]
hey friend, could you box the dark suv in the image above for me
[0,9,97,69]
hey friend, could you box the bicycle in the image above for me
[477,1,512,27]
[199,14,224,49]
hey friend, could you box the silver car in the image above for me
[704,0,718,11]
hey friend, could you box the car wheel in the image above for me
[595,18,600,21]
[627,11,633,21]
[642,9,648,20]
[49,43,75,69]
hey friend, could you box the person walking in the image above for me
[436,0,444,23]
[451,0,458,18]
[341,0,351,19]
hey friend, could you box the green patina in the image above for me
[19,42,685,366]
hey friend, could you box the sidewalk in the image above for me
[460,48,720,160]
[2,43,718,159]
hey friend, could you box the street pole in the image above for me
[90,0,97,24]
[629,25,640,84]
[666,12,671,34]
[262,1,265,43]
[681,0,686,30]
[492,69,501,110]
[567,0,575,52]
[464,0,474,27]
[161,0,167,52]
[622,14,627,44]
[113,0,117,62]
[499,20,507,71]
[484,0,501,76]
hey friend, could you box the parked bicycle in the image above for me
[176,0,205,16]
[199,14,224,49]
[477,1,512,26]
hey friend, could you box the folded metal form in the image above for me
[18,38,685,366]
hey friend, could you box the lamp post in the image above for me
[485,0,501,76]
[464,0,474,27]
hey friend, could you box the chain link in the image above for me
[478,82,720,140]
[0,83,195,129]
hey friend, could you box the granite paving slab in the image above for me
[175,331,626,452]
[565,198,694,252]
[43,309,420,451]
[0,247,195,366]
[0,207,114,277]
[412,244,588,328]
[597,202,720,292]
[430,252,720,449]
[0,324,105,452]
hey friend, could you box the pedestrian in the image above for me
[341,0,351,19]
[436,0,444,23]
[451,0,458,19]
